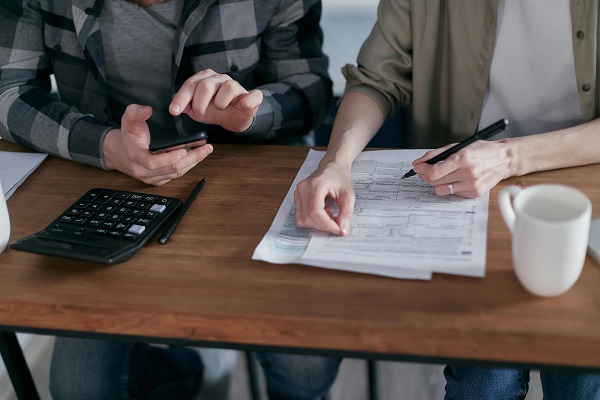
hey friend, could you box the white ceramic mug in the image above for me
[498,184,592,297]
[0,180,10,254]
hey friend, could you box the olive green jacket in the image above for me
[343,0,599,147]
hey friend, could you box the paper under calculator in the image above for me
[10,188,182,264]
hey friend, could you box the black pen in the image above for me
[401,118,509,179]
[158,177,206,244]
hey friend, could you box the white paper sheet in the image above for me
[253,149,489,279]
[0,151,48,199]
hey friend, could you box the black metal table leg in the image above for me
[368,359,379,400]
[245,351,262,400]
[0,332,40,400]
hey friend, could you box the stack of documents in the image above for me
[0,151,47,199]
[252,149,489,280]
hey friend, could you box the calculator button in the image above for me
[136,218,152,226]
[135,202,151,210]
[128,224,146,235]
[121,216,137,224]
[81,189,104,202]
[59,215,74,223]
[114,223,129,231]
[149,204,166,213]
[95,193,113,203]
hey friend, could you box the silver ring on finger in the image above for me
[448,183,454,195]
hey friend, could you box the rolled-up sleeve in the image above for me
[342,0,412,120]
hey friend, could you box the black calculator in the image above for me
[10,188,182,265]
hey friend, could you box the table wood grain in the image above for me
[1,141,600,370]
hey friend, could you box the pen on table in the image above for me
[401,118,509,179]
[158,177,206,245]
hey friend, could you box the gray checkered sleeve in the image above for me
[0,0,113,169]
[243,0,332,141]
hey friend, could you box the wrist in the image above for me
[103,129,120,171]
[318,153,353,172]
[502,137,526,177]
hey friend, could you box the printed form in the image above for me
[252,149,489,279]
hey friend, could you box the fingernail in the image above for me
[340,220,350,236]
[170,104,181,114]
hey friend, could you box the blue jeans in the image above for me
[49,337,341,400]
[444,366,600,400]
[256,352,342,400]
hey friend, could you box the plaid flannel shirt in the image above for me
[0,0,332,168]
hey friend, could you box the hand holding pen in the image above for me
[404,118,509,197]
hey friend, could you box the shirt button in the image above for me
[85,7,93,15]
[53,44,62,53]
[230,64,239,72]
[577,31,584,39]
[582,84,592,92]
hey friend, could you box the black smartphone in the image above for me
[149,131,208,154]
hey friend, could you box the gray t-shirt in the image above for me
[99,1,183,136]
[479,0,582,138]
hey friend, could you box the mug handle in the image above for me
[498,185,521,233]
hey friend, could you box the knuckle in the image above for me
[182,79,196,90]
[196,79,211,91]
[296,180,308,191]
[221,79,238,91]
[295,216,306,228]
[170,161,186,177]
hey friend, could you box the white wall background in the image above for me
[321,0,379,95]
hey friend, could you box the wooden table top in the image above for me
[1,141,600,370]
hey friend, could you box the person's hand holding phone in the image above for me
[169,69,263,132]
[103,104,213,186]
